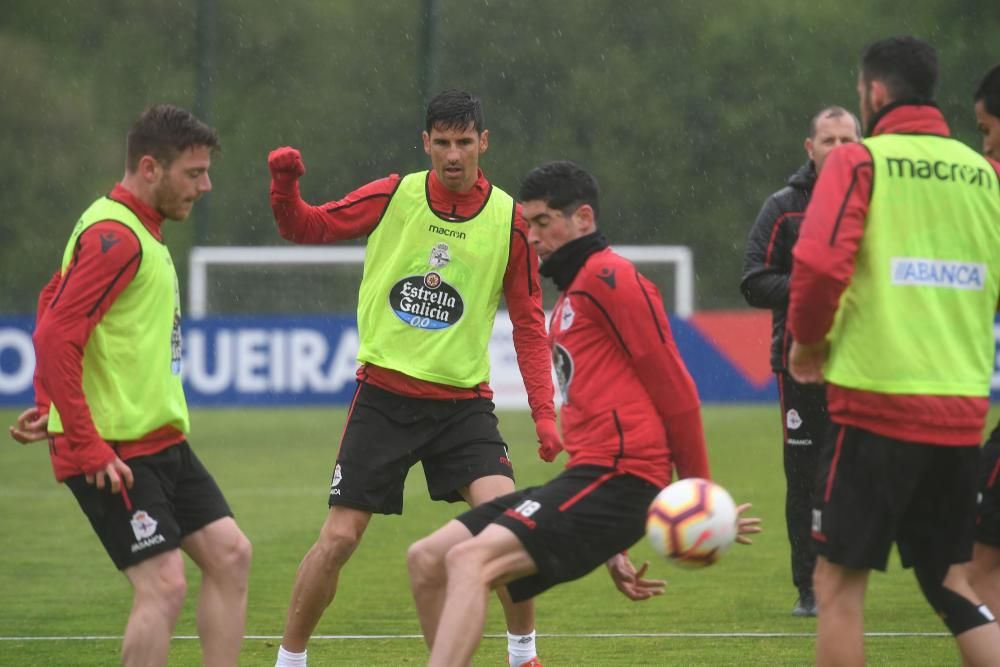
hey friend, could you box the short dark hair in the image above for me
[860,36,938,101]
[425,89,485,134]
[809,106,862,138]
[975,64,1000,118]
[126,104,220,172]
[518,161,600,220]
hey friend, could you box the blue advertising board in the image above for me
[2,313,999,408]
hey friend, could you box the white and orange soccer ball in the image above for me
[645,478,738,568]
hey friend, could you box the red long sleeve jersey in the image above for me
[270,168,556,424]
[789,104,1000,445]
[34,184,186,481]
[550,248,709,487]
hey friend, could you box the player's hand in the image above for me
[606,552,666,601]
[86,457,134,495]
[9,407,48,444]
[734,502,762,545]
[789,340,828,384]
[535,418,563,462]
[268,146,306,184]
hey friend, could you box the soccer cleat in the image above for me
[791,590,818,617]
[510,658,544,667]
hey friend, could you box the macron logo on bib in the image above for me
[890,257,985,290]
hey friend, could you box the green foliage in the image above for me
[1,1,997,312]
[0,405,969,665]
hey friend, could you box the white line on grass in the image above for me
[0,632,950,641]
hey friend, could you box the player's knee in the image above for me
[916,562,996,636]
[443,540,488,582]
[223,531,253,581]
[135,563,188,618]
[406,537,444,585]
[316,522,363,567]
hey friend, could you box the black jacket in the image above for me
[740,161,816,372]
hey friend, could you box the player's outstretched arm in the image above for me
[8,407,48,444]
[734,502,763,545]
[606,552,666,601]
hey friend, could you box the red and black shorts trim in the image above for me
[976,422,1000,547]
[329,382,514,515]
[66,441,233,571]
[811,424,978,571]
[456,464,660,602]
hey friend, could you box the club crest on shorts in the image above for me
[331,464,343,488]
[786,409,803,430]
[388,274,465,330]
[130,510,158,541]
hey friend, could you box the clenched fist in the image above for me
[268,146,306,185]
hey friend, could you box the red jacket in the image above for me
[550,247,709,487]
[270,168,556,424]
[788,103,1000,446]
[34,185,186,481]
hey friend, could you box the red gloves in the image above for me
[535,418,563,462]
[268,146,306,194]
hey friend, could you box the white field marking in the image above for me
[0,632,950,641]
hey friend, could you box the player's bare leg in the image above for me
[122,550,188,667]
[428,525,537,667]
[280,506,372,652]
[182,517,253,667]
[463,476,537,634]
[813,556,869,667]
[408,520,476,648]
[970,544,1000,624]
[942,564,1000,665]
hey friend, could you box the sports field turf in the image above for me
[0,405,964,665]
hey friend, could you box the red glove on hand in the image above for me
[268,146,306,190]
[535,418,563,462]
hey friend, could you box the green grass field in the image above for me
[0,405,962,665]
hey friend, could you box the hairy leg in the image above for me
[280,506,372,652]
[122,550,188,667]
[182,517,253,667]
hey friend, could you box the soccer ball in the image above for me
[645,478,738,568]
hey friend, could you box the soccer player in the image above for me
[266,90,560,667]
[8,105,252,667]
[788,37,1000,665]
[740,105,860,617]
[968,63,1000,622]
[406,161,761,666]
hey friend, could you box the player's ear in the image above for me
[478,129,489,154]
[573,204,596,232]
[422,131,431,156]
[804,137,815,162]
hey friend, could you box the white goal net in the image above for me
[188,245,694,318]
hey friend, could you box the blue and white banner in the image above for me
[4,314,1000,407]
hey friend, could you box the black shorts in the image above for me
[777,372,829,448]
[456,465,660,603]
[65,441,233,571]
[812,425,978,571]
[329,382,514,515]
[976,423,1000,547]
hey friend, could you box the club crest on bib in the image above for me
[428,242,451,269]
[388,272,465,330]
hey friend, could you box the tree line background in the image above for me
[2,0,997,314]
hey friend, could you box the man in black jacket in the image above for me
[740,106,860,617]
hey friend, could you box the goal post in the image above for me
[188,245,694,318]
